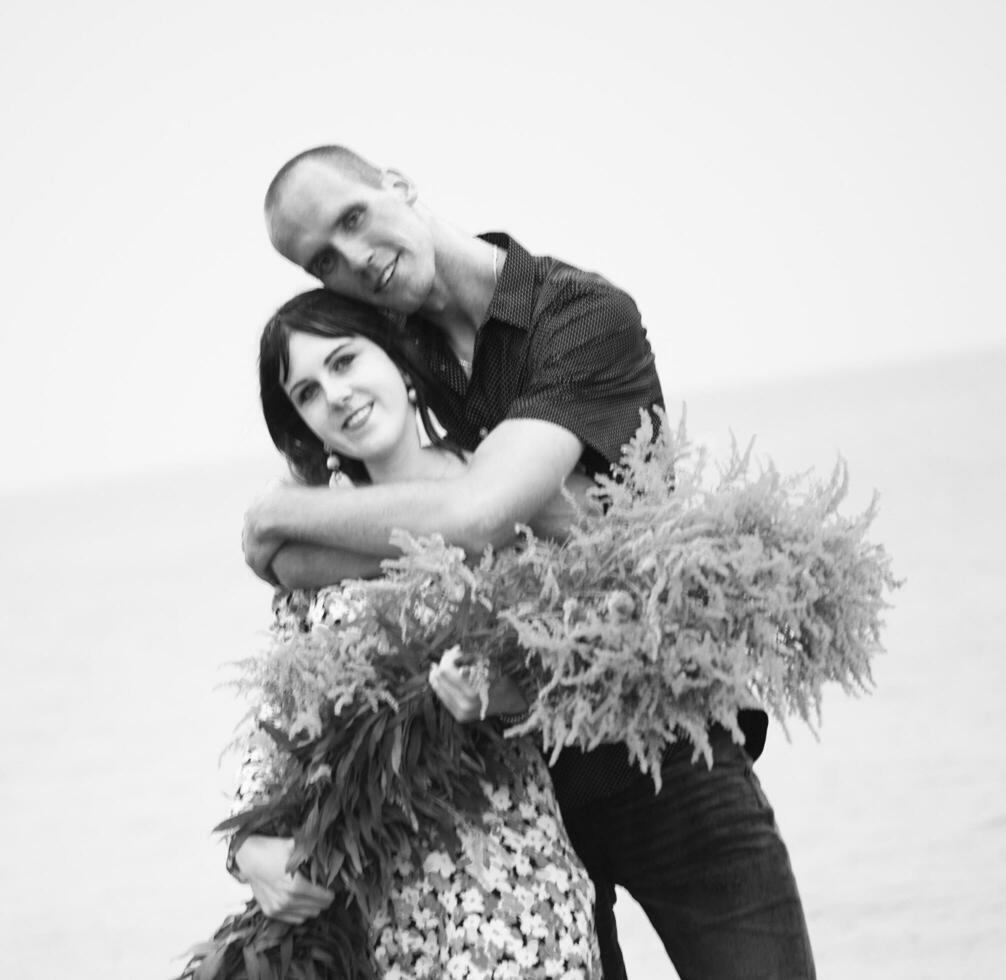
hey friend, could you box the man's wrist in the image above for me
[268,487,306,540]
[286,484,354,546]
[225,837,246,882]
[495,704,531,727]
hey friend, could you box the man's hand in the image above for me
[429,646,528,722]
[525,469,599,542]
[243,478,356,585]
[270,542,384,590]
[242,480,292,584]
[233,835,335,924]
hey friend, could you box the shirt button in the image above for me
[478,427,489,439]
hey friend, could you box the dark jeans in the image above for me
[559,728,816,980]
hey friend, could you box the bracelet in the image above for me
[496,709,530,728]
[225,837,246,882]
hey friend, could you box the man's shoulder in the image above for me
[486,231,644,342]
[533,257,641,336]
[491,232,634,307]
[540,254,621,292]
[518,240,626,296]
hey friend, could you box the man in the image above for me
[241,145,816,980]
[244,147,653,588]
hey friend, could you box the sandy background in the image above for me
[2,347,1004,978]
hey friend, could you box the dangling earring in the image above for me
[324,445,351,488]
[405,377,431,447]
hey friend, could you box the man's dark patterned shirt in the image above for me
[410,234,766,806]
[404,233,676,808]
[407,232,664,478]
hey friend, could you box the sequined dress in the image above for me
[272,587,602,980]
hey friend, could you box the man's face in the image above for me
[267,161,436,314]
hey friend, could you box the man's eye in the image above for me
[344,208,363,230]
[315,253,336,277]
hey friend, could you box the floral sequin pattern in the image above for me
[373,741,600,979]
[275,588,601,979]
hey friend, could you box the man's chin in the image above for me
[378,290,426,316]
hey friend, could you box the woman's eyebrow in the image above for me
[322,340,352,369]
[285,340,352,397]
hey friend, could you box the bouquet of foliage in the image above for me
[180,568,523,980]
[485,408,900,784]
[181,409,898,979]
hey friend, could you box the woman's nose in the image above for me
[321,377,352,407]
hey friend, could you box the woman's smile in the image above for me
[283,330,419,477]
[341,401,374,431]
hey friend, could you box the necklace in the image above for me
[461,248,498,375]
[458,247,498,377]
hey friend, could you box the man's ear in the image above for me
[381,168,418,204]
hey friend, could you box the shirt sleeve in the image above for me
[506,273,664,469]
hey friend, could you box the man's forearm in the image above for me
[270,543,384,589]
[524,470,597,542]
[260,481,504,558]
[245,419,586,563]
[264,471,597,567]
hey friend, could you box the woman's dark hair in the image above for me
[259,289,457,485]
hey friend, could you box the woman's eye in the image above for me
[331,354,355,372]
[296,383,319,406]
[344,208,363,230]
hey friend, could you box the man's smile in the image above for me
[374,256,398,294]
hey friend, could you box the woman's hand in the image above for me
[429,645,528,722]
[233,835,335,924]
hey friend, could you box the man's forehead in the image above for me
[268,162,369,259]
[279,160,373,215]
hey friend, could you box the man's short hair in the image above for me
[264,145,383,213]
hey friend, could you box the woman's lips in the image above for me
[342,402,373,431]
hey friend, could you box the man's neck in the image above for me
[416,213,500,357]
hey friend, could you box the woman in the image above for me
[234,289,601,979]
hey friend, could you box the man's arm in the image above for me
[523,468,598,541]
[270,543,383,590]
[269,471,597,590]
[243,419,583,582]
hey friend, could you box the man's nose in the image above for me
[342,238,375,276]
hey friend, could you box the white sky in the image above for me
[1,0,1003,492]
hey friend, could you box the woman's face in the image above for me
[282,331,413,466]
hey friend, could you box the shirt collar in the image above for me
[478,232,535,332]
